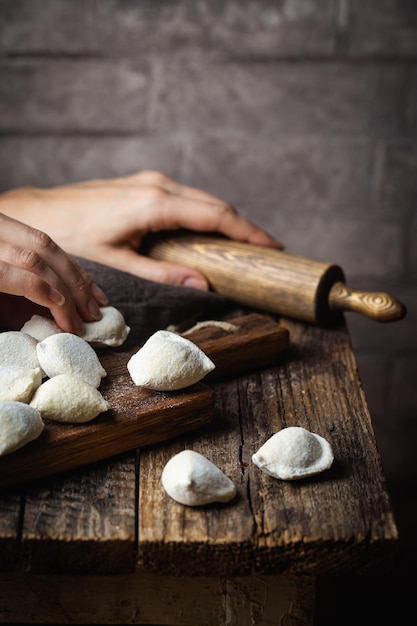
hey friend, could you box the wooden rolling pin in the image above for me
[143,232,406,325]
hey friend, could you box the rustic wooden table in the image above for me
[0,316,398,625]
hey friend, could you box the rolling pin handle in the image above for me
[328,281,407,322]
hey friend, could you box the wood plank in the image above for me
[0,572,315,625]
[137,376,256,577]
[0,492,22,571]
[0,313,288,491]
[20,453,137,575]
[137,319,398,577]
[248,320,398,575]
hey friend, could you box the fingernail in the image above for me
[88,297,102,320]
[49,287,66,306]
[91,282,109,305]
[183,277,209,291]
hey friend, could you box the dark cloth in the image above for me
[73,256,230,347]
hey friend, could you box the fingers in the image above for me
[0,259,76,331]
[126,171,283,249]
[90,245,209,290]
[136,189,281,248]
[0,213,108,333]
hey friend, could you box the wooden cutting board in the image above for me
[0,314,289,490]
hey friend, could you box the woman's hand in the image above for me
[0,213,108,333]
[0,171,282,291]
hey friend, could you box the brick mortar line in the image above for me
[1,53,417,64]
[0,131,413,141]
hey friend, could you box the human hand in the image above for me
[0,213,109,333]
[0,171,282,290]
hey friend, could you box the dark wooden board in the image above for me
[0,314,289,490]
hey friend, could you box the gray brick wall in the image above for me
[0,0,416,489]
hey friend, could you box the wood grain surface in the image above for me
[137,319,398,578]
[0,314,288,491]
[145,232,406,324]
[0,317,397,582]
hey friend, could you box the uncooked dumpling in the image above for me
[0,400,44,456]
[20,315,62,341]
[127,330,215,391]
[36,333,106,388]
[161,450,237,506]
[81,306,130,347]
[30,373,109,423]
[0,331,41,371]
[0,365,42,403]
[252,426,334,480]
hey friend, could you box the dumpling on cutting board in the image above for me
[81,306,130,347]
[127,330,215,391]
[0,331,41,371]
[30,373,109,423]
[0,365,42,403]
[20,315,62,341]
[0,401,44,456]
[36,333,106,388]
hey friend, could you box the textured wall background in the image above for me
[0,0,416,525]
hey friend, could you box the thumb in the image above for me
[94,247,210,291]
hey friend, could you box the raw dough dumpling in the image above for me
[127,330,215,391]
[30,373,110,423]
[0,401,44,456]
[36,333,106,388]
[0,331,41,371]
[252,426,334,480]
[161,450,237,506]
[81,306,130,347]
[0,365,42,403]
[20,315,62,341]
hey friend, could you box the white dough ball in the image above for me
[36,333,106,388]
[0,400,44,456]
[0,365,42,403]
[81,306,130,347]
[30,373,110,423]
[161,450,237,506]
[20,315,62,341]
[127,330,215,391]
[0,331,41,371]
[252,426,334,480]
